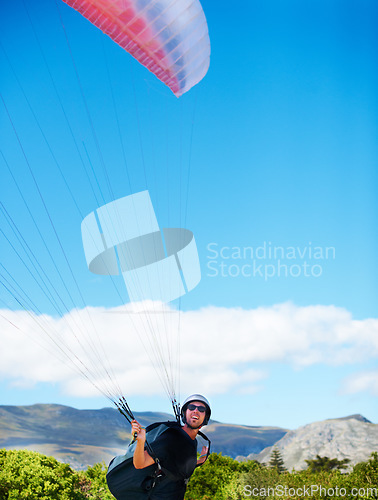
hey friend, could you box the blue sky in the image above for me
[0,0,377,430]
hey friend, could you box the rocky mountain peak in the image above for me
[243,415,377,471]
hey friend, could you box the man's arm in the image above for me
[131,420,155,469]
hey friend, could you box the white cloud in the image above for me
[342,370,378,397]
[0,302,377,399]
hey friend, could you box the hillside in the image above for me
[0,404,287,469]
[240,415,378,470]
[2,405,376,471]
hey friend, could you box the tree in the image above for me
[305,455,351,472]
[185,453,259,500]
[0,449,86,500]
[80,462,114,500]
[352,451,378,485]
[268,447,287,473]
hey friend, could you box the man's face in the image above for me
[185,401,207,429]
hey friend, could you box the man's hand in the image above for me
[131,420,146,441]
[197,445,209,465]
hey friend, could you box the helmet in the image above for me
[181,394,211,426]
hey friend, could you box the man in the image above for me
[131,394,211,499]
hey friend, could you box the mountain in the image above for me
[0,404,287,469]
[239,415,378,470]
[1,405,376,471]
[204,421,287,457]
[0,404,170,470]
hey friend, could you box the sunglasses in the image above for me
[187,404,206,413]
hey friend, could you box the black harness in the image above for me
[106,421,211,499]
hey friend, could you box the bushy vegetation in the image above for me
[187,451,378,500]
[0,449,85,499]
[0,450,111,500]
[0,448,377,499]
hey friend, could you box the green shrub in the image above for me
[0,449,86,500]
[1,448,376,500]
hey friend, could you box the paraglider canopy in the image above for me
[62,0,211,96]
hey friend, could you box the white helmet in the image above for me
[181,394,211,425]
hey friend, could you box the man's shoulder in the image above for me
[147,422,196,452]
[145,421,186,447]
[146,420,182,433]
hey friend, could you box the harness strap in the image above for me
[196,430,211,467]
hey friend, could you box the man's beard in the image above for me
[186,419,202,430]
